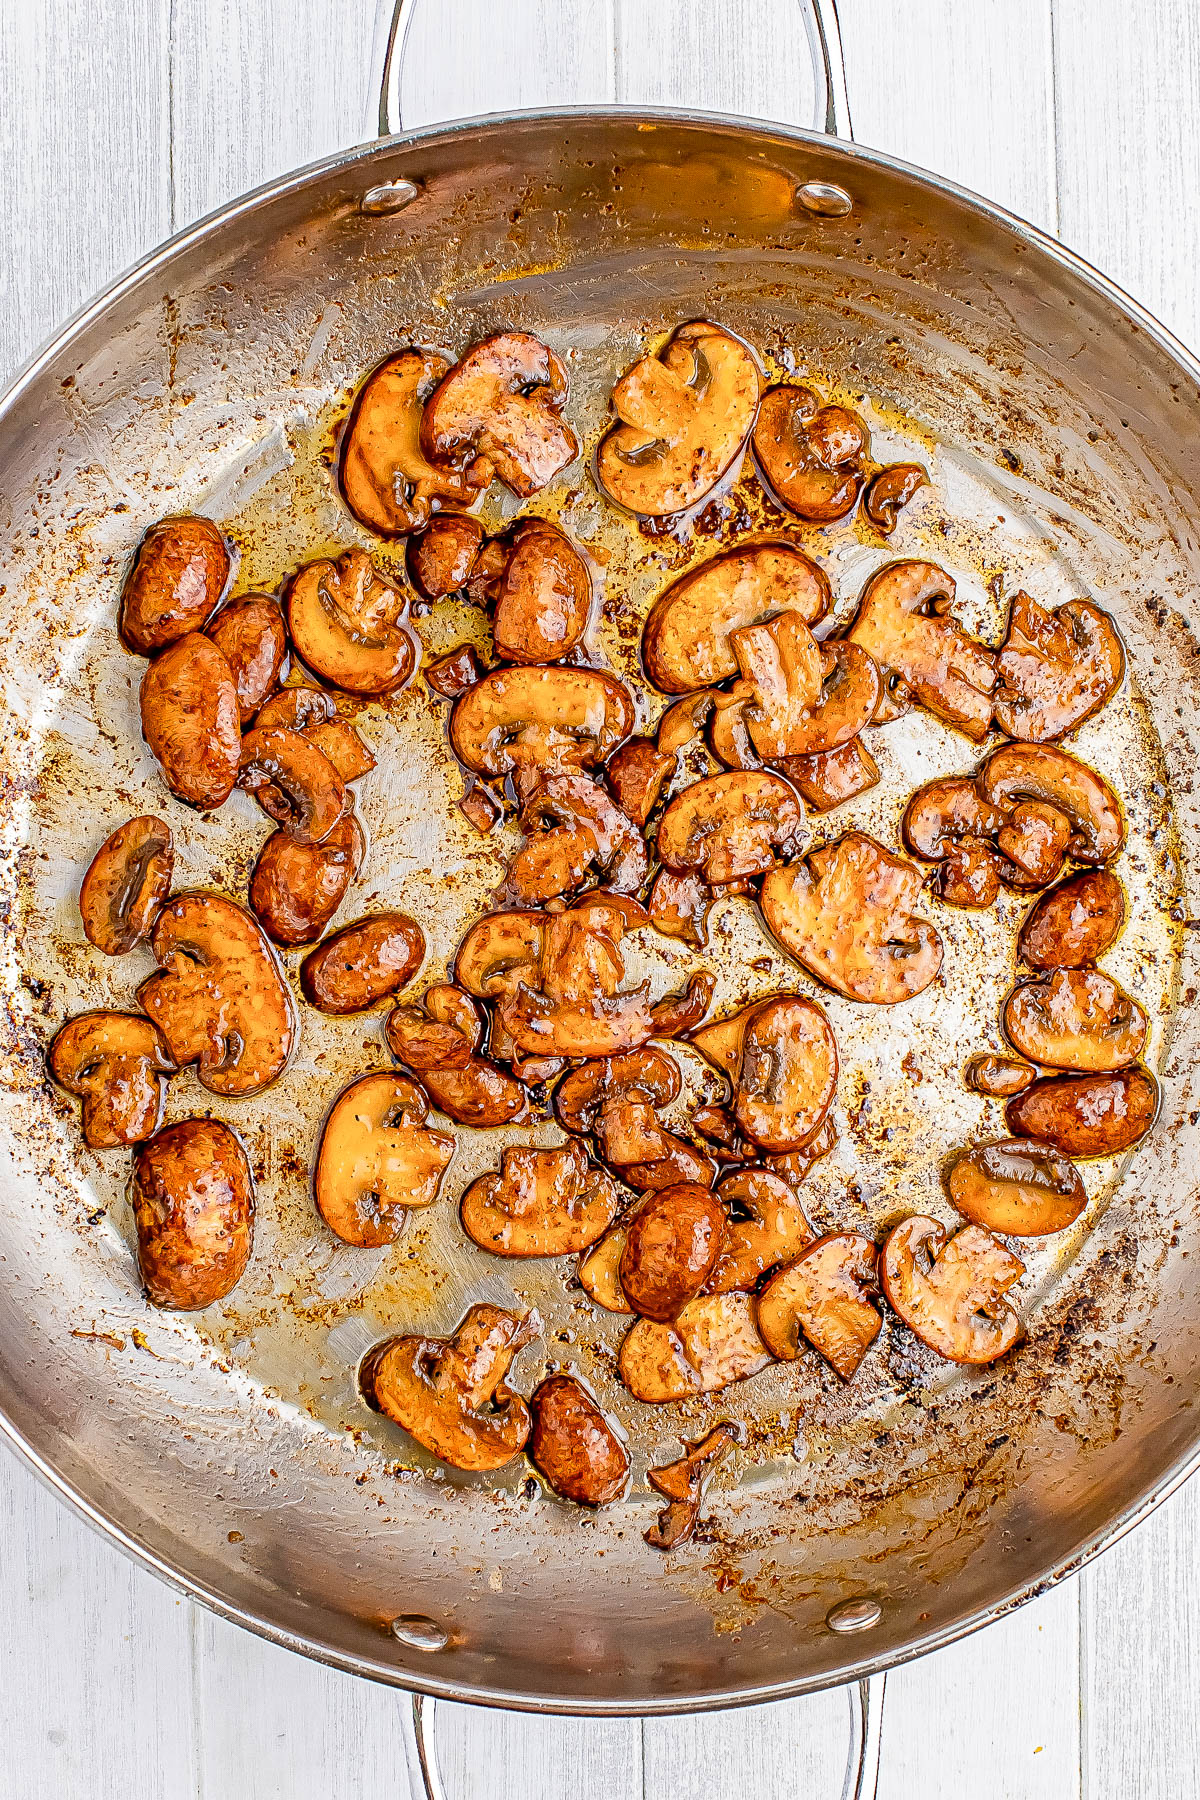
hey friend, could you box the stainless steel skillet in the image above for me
[1,4,1199,1787]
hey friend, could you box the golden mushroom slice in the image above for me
[644,1423,738,1550]
[845,560,996,741]
[993,590,1125,742]
[314,1071,455,1248]
[237,726,346,844]
[642,541,830,693]
[723,613,882,761]
[977,743,1124,866]
[300,912,426,1014]
[386,984,529,1128]
[1018,869,1126,969]
[460,1139,621,1257]
[339,349,486,535]
[206,595,288,723]
[1006,1067,1158,1159]
[489,518,595,665]
[578,1225,633,1314]
[1003,967,1147,1072]
[119,514,232,655]
[450,666,634,804]
[48,1011,176,1148]
[481,901,666,1062]
[138,892,296,1096]
[965,1053,1035,1098]
[880,1216,1024,1365]
[619,1293,772,1401]
[756,1233,881,1378]
[406,513,488,600]
[761,831,943,1004]
[133,1118,254,1310]
[286,549,416,696]
[658,770,807,885]
[597,320,760,518]
[249,813,366,947]
[528,1375,630,1506]
[420,332,579,498]
[752,383,869,521]
[863,463,928,534]
[78,816,173,955]
[509,772,648,903]
[361,1304,540,1472]
[707,1168,813,1293]
[902,774,1010,907]
[139,632,241,810]
[947,1139,1087,1237]
[692,995,838,1153]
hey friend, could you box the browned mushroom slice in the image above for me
[340,349,486,535]
[427,644,484,699]
[658,771,807,885]
[948,1139,1087,1236]
[736,995,839,1152]
[254,684,336,732]
[642,542,830,693]
[605,738,675,828]
[386,984,530,1127]
[724,616,882,761]
[1003,967,1147,1072]
[996,800,1072,886]
[650,972,716,1040]
[300,912,426,1014]
[902,775,1009,907]
[993,591,1125,742]
[880,1216,1023,1365]
[619,1293,772,1400]
[420,333,578,498]
[450,665,634,804]
[756,1233,881,1378]
[132,1118,254,1310]
[1018,868,1126,969]
[644,1424,738,1550]
[578,1224,633,1313]
[305,719,375,783]
[597,320,760,517]
[648,868,714,948]
[458,784,502,834]
[361,1304,539,1472]
[454,909,546,1000]
[1006,1067,1158,1158]
[765,1113,838,1186]
[864,464,928,534]
[140,632,241,810]
[488,903,659,1061]
[761,831,943,1004]
[778,737,881,814]
[509,772,647,903]
[595,1096,715,1192]
[406,513,488,601]
[965,1053,1036,1098]
[79,816,173,956]
[978,743,1124,865]
[249,813,365,947]
[119,515,231,655]
[138,892,296,1096]
[528,1375,630,1506]
[752,384,868,521]
[618,1183,727,1320]
[555,1046,680,1133]
[489,519,593,664]
[238,726,346,844]
[461,1139,621,1257]
[314,1071,454,1248]
[707,1168,812,1292]
[286,549,416,696]
[846,560,996,742]
[205,595,288,723]
[48,1012,175,1148]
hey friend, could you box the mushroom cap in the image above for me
[761,830,944,1005]
[993,591,1125,742]
[119,515,231,655]
[314,1071,454,1248]
[528,1375,630,1506]
[138,891,296,1096]
[706,1168,813,1293]
[619,1292,772,1400]
[386,985,531,1128]
[756,1232,881,1377]
[964,1054,1036,1098]
[727,618,882,761]
[300,912,426,1015]
[78,815,173,956]
[340,348,486,535]
[139,632,241,810]
[205,595,288,723]
[255,685,337,732]
[735,995,839,1152]
[657,770,807,885]
[977,743,1124,864]
[48,1010,175,1148]
[751,384,868,522]
[511,771,648,903]
[864,463,928,534]
[845,559,996,742]
[460,1139,621,1257]
[406,513,487,601]
[237,726,346,844]
[286,549,416,696]
[642,541,830,693]
[449,665,634,784]
[1017,868,1126,969]
[880,1216,1024,1365]
[1005,1067,1158,1159]
[947,1139,1087,1236]
[1003,966,1147,1071]
[420,332,579,499]
[249,813,365,947]
[491,519,594,665]
[618,1182,727,1321]
[597,321,761,518]
[132,1118,254,1310]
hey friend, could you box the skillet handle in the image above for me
[377,0,854,142]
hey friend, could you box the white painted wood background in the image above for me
[1,1,1198,1795]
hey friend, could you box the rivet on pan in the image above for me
[796,180,854,219]
[390,1613,450,1651]
[826,1597,881,1634]
[361,178,421,216]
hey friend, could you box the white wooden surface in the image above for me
[1,1,1197,1795]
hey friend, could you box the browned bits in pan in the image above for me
[528,1375,629,1506]
[300,912,425,1014]
[132,1118,254,1310]
[48,1011,175,1148]
[119,515,231,655]
[250,813,364,946]
[139,632,241,810]
[752,383,869,521]
[863,462,928,533]
[645,1424,738,1550]
[79,815,173,955]
[314,1072,454,1247]
[205,594,287,723]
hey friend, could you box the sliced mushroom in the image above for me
[286,549,416,696]
[648,867,714,948]
[948,1139,1087,1236]
[487,904,660,1061]
[454,910,546,1001]
[528,1375,630,1506]
[965,1053,1036,1098]
[205,595,288,723]
[426,644,484,699]
[597,321,760,518]
[238,726,346,844]
[305,719,375,783]
[977,743,1124,865]
[756,1233,881,1378]
[139,632,241,810]
[508,772,647,903]
[1018,868,1126,969]
[735,995,839,1152]
[79,816,173,956]
[138,892,296,1096]
[902,776,1010,907]
[360,1304,539,1472]
[249,813,365,947]
[650,972,716,1039]
[619,1292,771,1401]
[386,984,529,1127]
[761,831,943,1004]
[314,1071,454,1247]
[658,770,807,885]
[421,332,578,498]
[300,912,425,1014]
[132,1118,253,1310]
[706,1168,812,1292]
[606,737,675,827]
[778,736,881,813]
[642,542,830,693]
[618,1182,727,1320]
[993,591,1125,742]
[555,1047,714,1192]
[864,463,928,534]
[340,349,486,534]
[461,1139,621,1257]
[644,1424,738,1550]
[48,1011,175,1148]
[450,665,634,803]
[489,519,593,664]
[555,1046,681,1133]
[845,560,996,742]
[406,513,488,601]
[752,384,868,521]
[578,1224,633,1314]
[723,615,882,760]
[459,784,502,834]
[254,685,336,732]
[765,1113,839,1186]
[1006,1067,1158,1158]
[996,800,1072,885]
[880,1216,1024,1365]
[119,515,231,655]
[1003,967,1147,1071]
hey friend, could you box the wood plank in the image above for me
[614,0,815,125]
[399,0,616,125]
[434,1702,643,1800]
[643,1690,850,1800]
